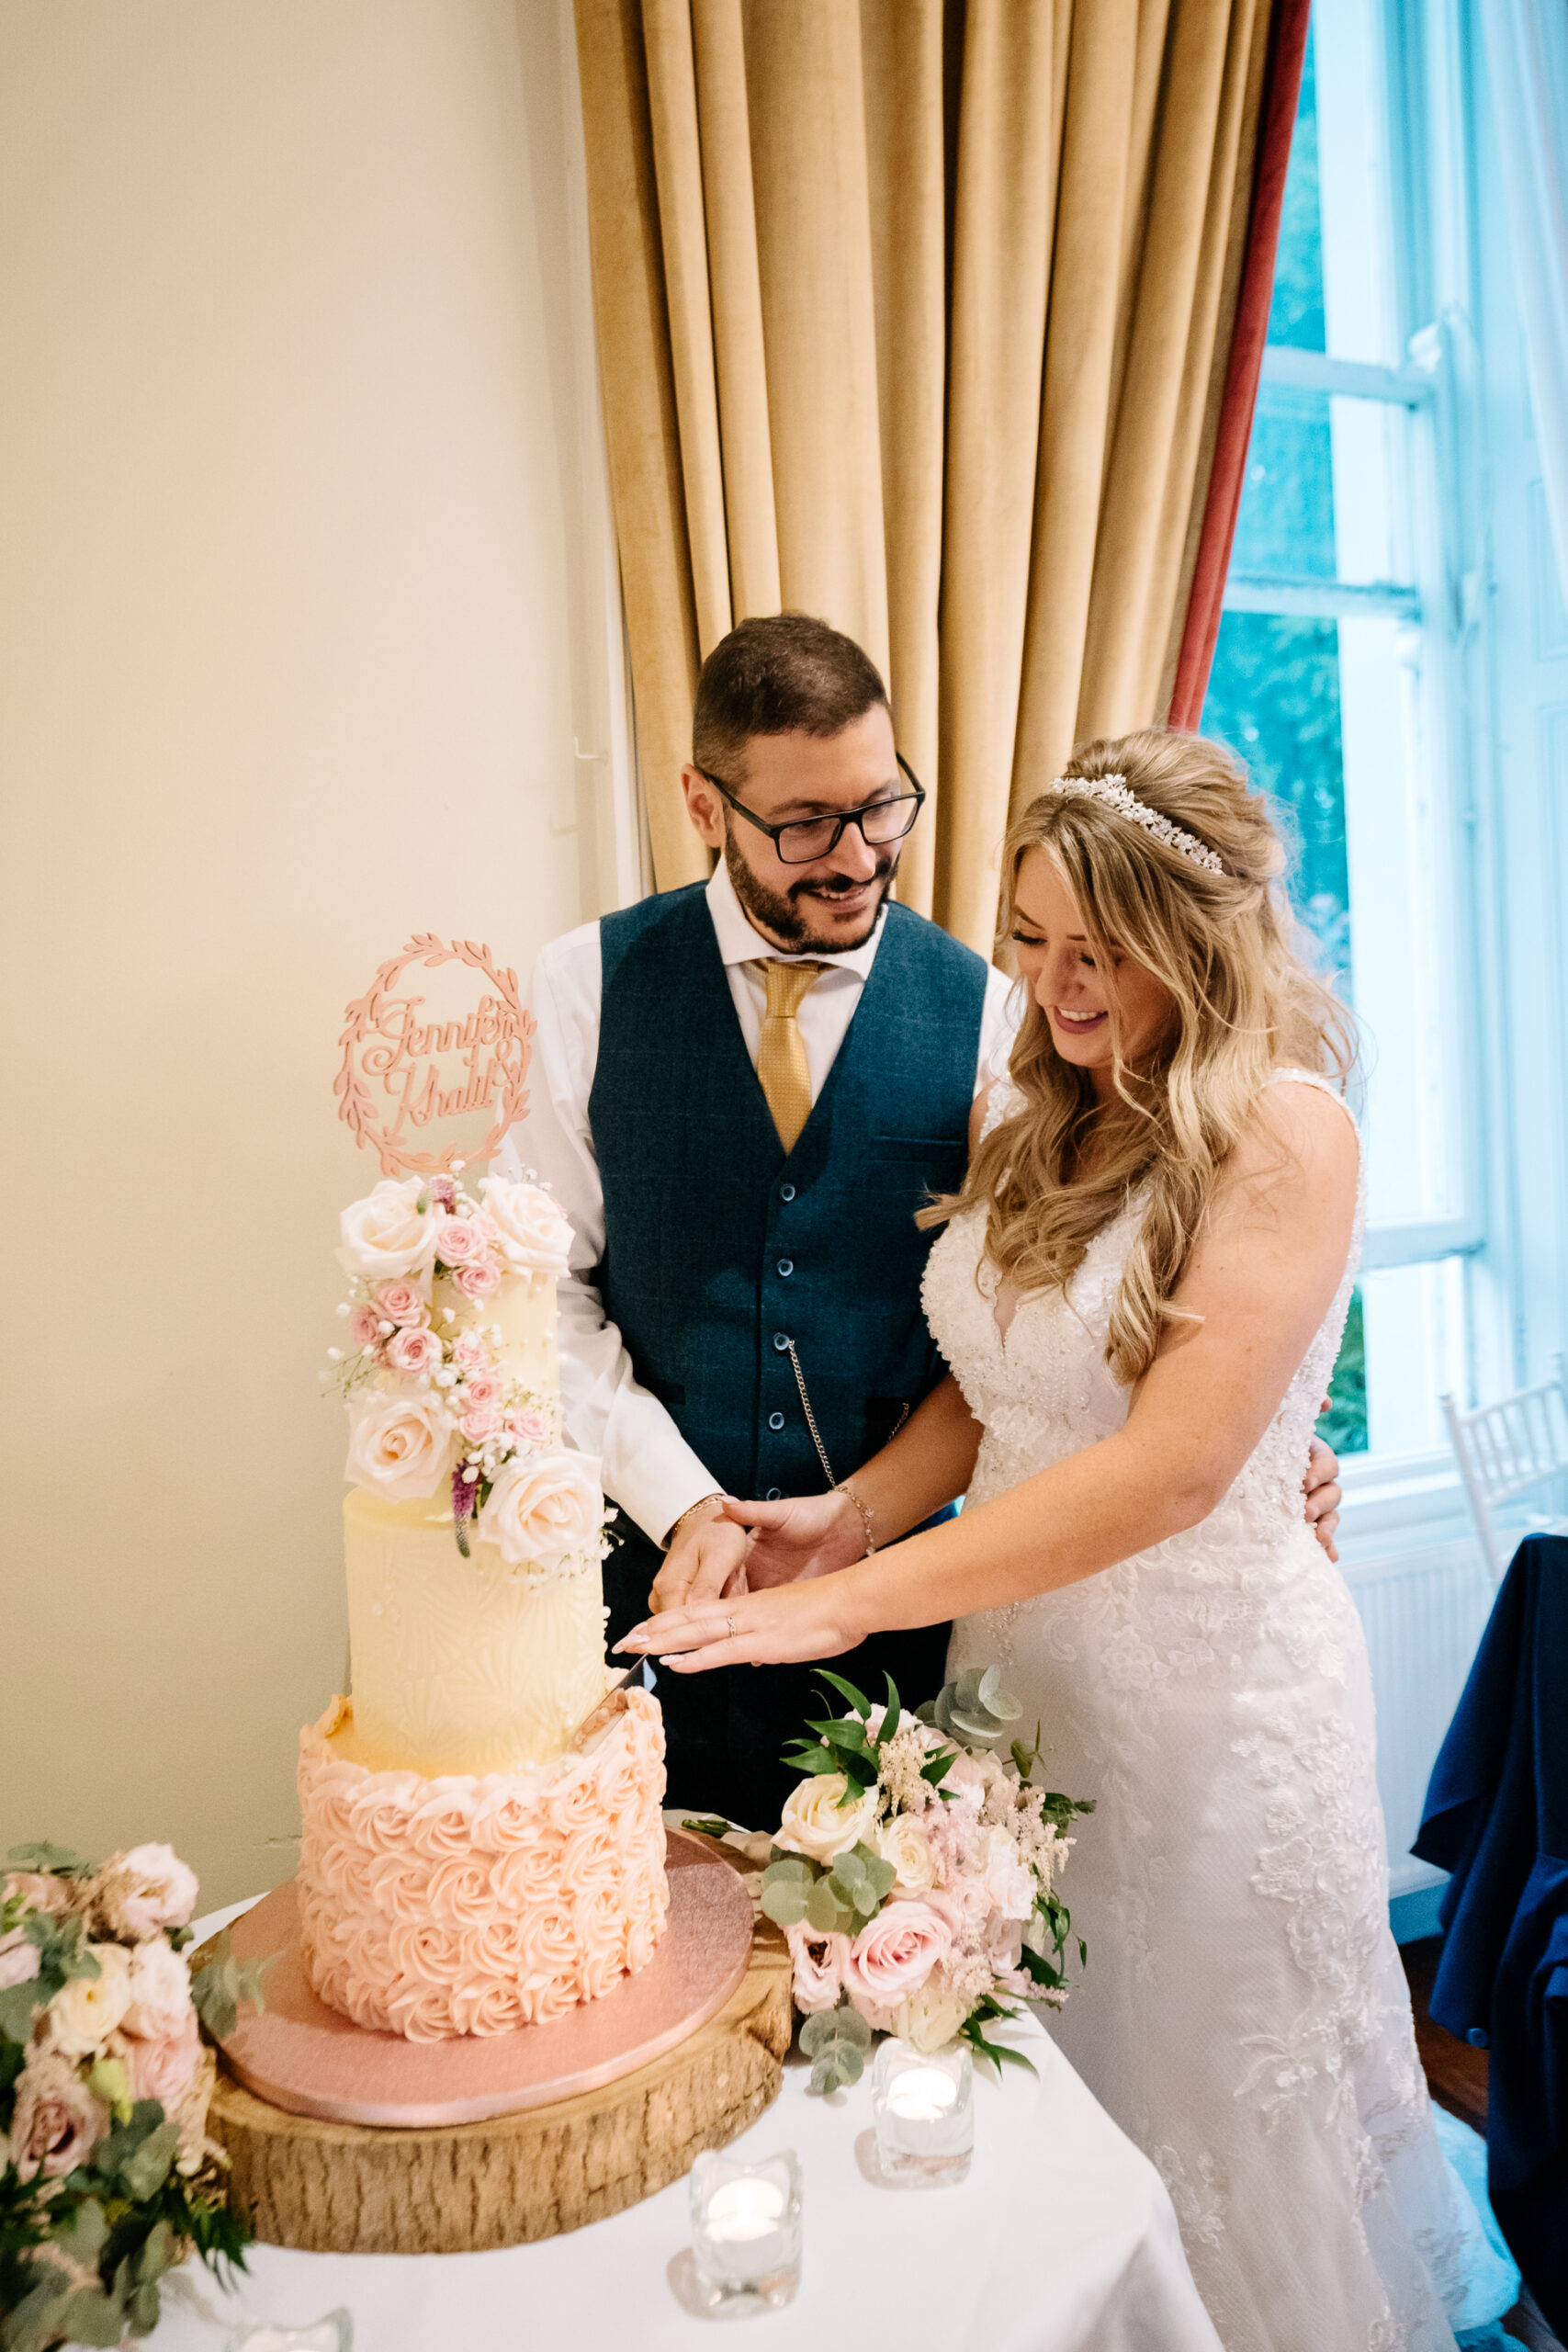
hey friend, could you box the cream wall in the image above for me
[0,1,632,1905]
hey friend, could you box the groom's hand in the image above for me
[726,1492,868,1589]
[649,1498,750,1615]
[1304,1429,1342,1562]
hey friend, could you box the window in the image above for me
[1202,0,1479,1463]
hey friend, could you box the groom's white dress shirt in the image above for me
[497,860,1017,1546]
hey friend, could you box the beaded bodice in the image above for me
[923,1070,1364,1552]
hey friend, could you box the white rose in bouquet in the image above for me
[478,1178,572,1277]
[346,1391,453,1501]
[478,1449,601,1569]
[96,1842,200,1939]
[338,1178,443,1284]
[777,1773,879,1864]
[872,1813,936,1898]
[47,1942,131,2054]
[978,1824,1037,1922]
[894,1977,971,2054]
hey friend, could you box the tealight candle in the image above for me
[872,2038,974,2186]
[689,2149,803,2311]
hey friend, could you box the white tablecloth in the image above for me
[151,1900,1219,2352]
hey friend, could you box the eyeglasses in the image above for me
[695,754,926,865]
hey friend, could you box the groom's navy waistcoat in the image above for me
[589,885,987,1509]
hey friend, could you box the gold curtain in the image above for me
[573,0,1272,952]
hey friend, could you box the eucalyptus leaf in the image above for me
[761,1851,815,1884]
[58,2284,129,2347]
[0,1975,46,2043]
[798,2000,871,2093]
[805,1878,854,1935]
[2,2268,75,2352]
[759,1876,812,1928]
[6,1840,92,1877]
[47,2198,109,2269]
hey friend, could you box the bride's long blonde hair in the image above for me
[922,729,1356,1386]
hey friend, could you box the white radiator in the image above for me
[1343,1532,1495,1900]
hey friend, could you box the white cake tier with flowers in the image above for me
[299,1168,668,2041]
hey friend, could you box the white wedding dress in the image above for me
[925,1074,1467,2352]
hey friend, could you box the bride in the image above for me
[622,729,1467,2351]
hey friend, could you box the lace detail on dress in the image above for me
[927,1071,1464,2352]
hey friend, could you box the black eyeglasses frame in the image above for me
[694,753,926,865]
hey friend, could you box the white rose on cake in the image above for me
[346,1391,453,1500]
[478,1449,600,1568]
[477,1178,572,1278]
[337,1178,444,1285]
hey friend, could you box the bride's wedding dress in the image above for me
[926,1073,1465,2351]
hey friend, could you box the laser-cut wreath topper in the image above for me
[334,933,535,1176]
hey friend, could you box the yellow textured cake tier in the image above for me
[343,1489,608,1775]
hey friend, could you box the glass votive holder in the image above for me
[689,2147,803,2312]
[871,2037,974,2186]
[227,2314,352,2352]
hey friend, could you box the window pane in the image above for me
[1202,612,1350,983]
[1317,1260,1470,1462]
[1231,389,1337,580]
[1268,20,1325,352]
[1314,0,1401,364]
[1319,1287,1367,1457]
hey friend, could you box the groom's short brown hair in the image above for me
[693,613,888,782]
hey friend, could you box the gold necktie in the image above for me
[755,959,826,1153]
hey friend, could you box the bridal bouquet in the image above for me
[327,1169,607,1570]
[0,1842,266,2350]
[758,1669,1092,2092]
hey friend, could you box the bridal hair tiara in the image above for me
[1045,775,1224,876]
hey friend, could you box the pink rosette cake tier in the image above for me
[297,1688,669,2042]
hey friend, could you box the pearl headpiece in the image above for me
[1045,774,1224,876]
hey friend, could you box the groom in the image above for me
[507,613,1340,1829]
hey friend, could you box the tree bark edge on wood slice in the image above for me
[209,1922,795,2254]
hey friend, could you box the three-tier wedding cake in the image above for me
[297,1168,668,2042]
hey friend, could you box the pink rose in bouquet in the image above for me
[842,1899,953,2028]
[784,1923,852,2014]
[122,1936,195,2041]
[123,2006,202,2112]
[6,1871,74,1919]
[11,2051,109,2180]
[0,1931,39,1991]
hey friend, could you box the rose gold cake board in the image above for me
[199,1837,795,2255]
[216,1831,752,2128]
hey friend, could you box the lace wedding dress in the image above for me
[926,1074,1466,2352]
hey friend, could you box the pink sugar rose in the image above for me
[453,1258,500,1300]
[507,1408,551,1452]
[11,2052,108,2181]
[123,2006,201,2113]
[461,1406,501,1443]
[374,1280,427,1327]
[461,1372,502,1409]
[434,1216,484,1266]
[784,1922,852,2014]
[451,1330,491,1371]
[349,1303,382,1348]
[842,1900,953,2024]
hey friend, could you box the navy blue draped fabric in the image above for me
[1413,1534,1568,2336]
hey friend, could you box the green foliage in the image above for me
[1318,1286,1368,1458]
[916,1667,1022,1747]
[189,1929,276,2041]
[778,1671,916,1795]
[5,1846,94,1882]
[0,1913,103,2046]
[958,1996,1039,2082]
[1266,23,1325,354]
[798,2001,872,2095]
[679,1818,734,1841]
[759,1841,896,1937]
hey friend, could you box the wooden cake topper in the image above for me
[334,933,535,1175]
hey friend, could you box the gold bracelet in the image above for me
[834,1479,876,1557]
[662,1492,726,1551]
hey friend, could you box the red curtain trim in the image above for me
[1168,0,1314,731]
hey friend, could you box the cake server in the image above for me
[568,1657,654,1752]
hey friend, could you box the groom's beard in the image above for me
[724,823,899,953]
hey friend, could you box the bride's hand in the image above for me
[724,1491,866,1589]
[617,1577,863,1673]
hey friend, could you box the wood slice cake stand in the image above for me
[199,1831,793,2255]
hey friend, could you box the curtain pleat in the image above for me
[574,0,1290,949]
